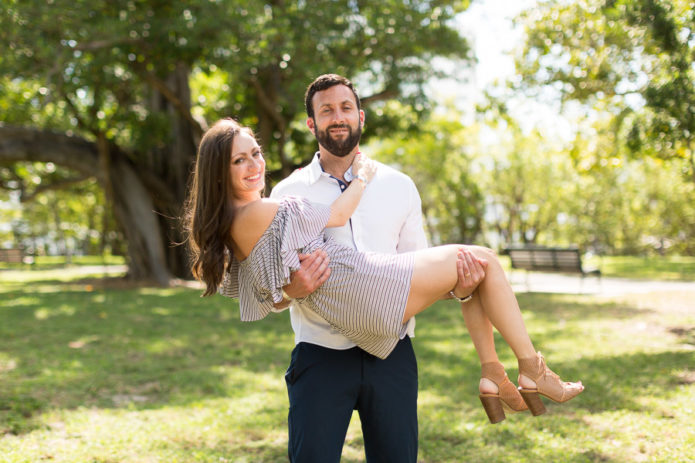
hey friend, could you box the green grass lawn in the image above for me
[1,268,694,462]
[2,253,694,280]
[0,255,126,271]
[590,255,695,281]
[498,254,695,281]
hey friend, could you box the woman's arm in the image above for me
[326,154,376,227]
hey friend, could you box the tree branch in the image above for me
[74,38,142,51]
[361,89,399,106]
[250,76,287,131]
[135,65,204,140]
[19,175,93,202]
[0,124,101,178]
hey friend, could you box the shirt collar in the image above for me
[306,151,355,184]
[305,152,324,184]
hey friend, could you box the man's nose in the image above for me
[332,109,346,124]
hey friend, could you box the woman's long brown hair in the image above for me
[183,119,253,296]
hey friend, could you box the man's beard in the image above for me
[314,121,362,157]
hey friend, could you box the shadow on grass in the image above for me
[0,280,294,435]
[413,294,692,417]
[513,292,656,321]
[1,281,691,446]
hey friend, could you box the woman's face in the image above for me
[230,130,266,200]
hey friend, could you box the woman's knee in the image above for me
[464,245,497,260]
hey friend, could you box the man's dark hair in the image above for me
[304,74,361,119]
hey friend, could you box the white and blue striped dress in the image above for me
[219,196,414,359]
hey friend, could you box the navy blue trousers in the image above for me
[285,337,418,462]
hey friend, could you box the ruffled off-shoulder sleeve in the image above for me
[219,256,239,298]
[220,196,331,322]
[277,196,331,273]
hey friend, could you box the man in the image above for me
[271,74,479,462]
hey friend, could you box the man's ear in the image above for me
[306,117,316,135]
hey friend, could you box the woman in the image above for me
[183,119,583,423]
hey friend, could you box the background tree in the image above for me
[515,0,695,181]
[0,0,473,284]
[371,103,485,245]
[0,164,121,259]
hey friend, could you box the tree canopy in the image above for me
[0,0,473,283]
[515,0,694,181]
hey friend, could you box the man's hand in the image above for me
[452,247,487,299]
[282,249,331,299]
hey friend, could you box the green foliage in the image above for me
[479,127,579,246]
[516,0,695,179]
[1,0,473,166]
[371,103,485,245]
[0,167,122,256]
[1,0,474,277]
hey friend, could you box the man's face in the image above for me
[308,85,364,157]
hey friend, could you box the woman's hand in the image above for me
[328,153,376,227]
[352,153,377,184]
[453,247,487,299]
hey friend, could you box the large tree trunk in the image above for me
[0,124,173,286]
[144,63,199,279]
[252,66,293,179]
[110,157,172,285]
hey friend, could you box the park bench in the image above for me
[502,246,601,291]
[0,248,33,266]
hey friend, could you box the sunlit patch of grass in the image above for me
[586,255,695,281]
[1,268,694,462]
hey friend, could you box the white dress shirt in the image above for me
[270,152,428,350]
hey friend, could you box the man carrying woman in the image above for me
[184,74,583,463]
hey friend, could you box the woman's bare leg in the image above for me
[461,296,498,364]
[461,296,506,395]
[404,245,534,359]
[405,245,582,395]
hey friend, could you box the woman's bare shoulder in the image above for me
[232,199,281,259]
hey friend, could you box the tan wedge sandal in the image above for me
[517,351,584,416]
[479,361,528,424]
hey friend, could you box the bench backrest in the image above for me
[0,248,24,263]
[505,247,582,272]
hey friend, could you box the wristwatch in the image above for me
[449,290,473,303]
[355,173,368,184]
